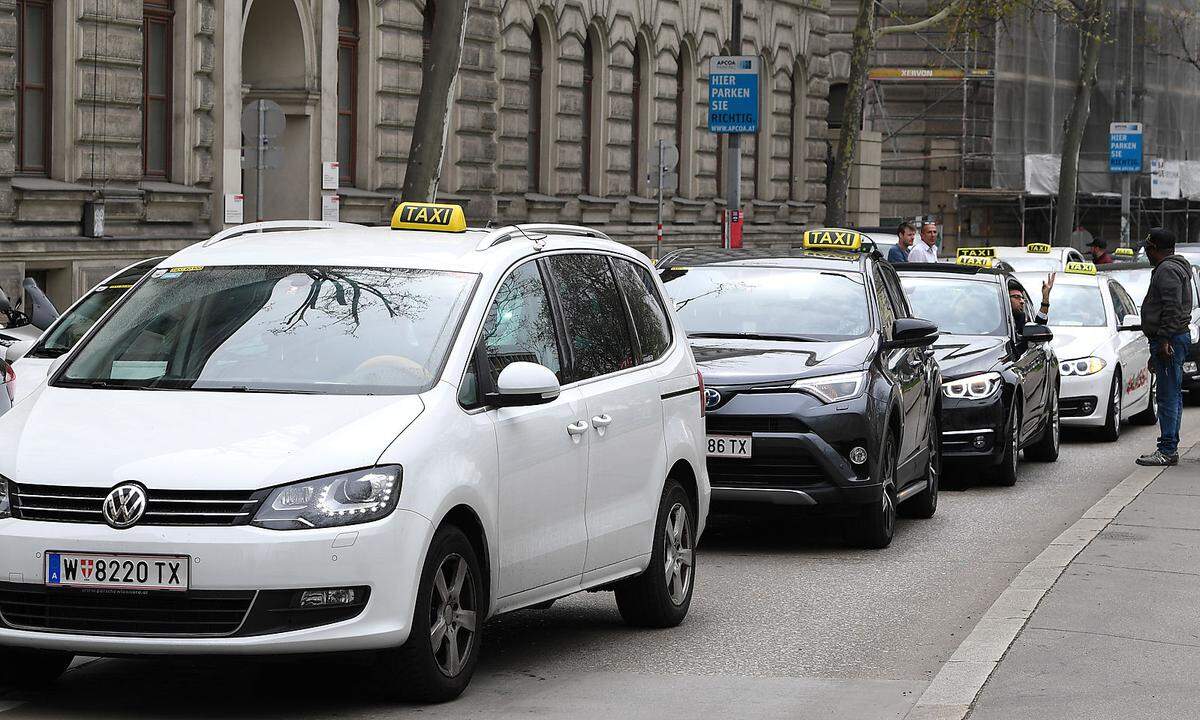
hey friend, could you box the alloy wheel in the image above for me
[1050,391,1060,453]
[1113,381,1122,425]
[663,503,694,606]
[927,417,940,512]
[429,553,477,677]
[882,441,897,538]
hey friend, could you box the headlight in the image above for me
[942,372,1002,400]
[0,476,9,520]
[791,371,867,404]
[1059,357,1106,377]
[252,466,402,530]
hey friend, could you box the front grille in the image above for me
[708,450,827,489]
[10,482,261,526]
[1061,396,1098,418]
[0,582,255,636]
[706,415,808,435]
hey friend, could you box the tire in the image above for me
[1099,373,1123,442]
[848,434,897,548]
[900,411,939,519]
[1132,377,1158,426]
[993,401,1020,486]
[614,478,696,628]
[0,647,73,688]
[1025,385,1061,462]
[376,524,484,703]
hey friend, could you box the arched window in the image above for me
[16,0,52,175]
[629,39,644,195]
[581,30,595,195]
[791,65,808,201]
[528,24,544,192]
[675,43,695,198]
[143,0,173,178]
[336,0,359,185]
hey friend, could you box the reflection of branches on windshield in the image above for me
[276,268,432,336]
[673,281,748,313]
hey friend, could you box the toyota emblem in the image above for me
[102,484,147,529]
[704,388,722,410]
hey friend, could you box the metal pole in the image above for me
[1119,0,1134,246]
[656,139,665,259]
[256,100,266,223]
[725,0,742,249]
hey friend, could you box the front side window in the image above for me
[26,287,128,358]
[16,0,51,174]
[546,254,635,381]
[611,258,672,363]
[901,276,1007,336]
[662,265,870,342]
[143,0,173,178]
[56,266,477,395]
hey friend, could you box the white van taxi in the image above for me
[0,205,710,702]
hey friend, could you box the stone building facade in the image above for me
[0,0,830,308]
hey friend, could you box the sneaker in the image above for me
[1136,450,1179,466]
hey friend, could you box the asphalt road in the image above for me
[1,412,1189,719]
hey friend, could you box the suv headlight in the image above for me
[791,371,867,404]
[252,466,402,530]
[942,372,1002,400]
[1060,357,1106,376]
[0,476,9,520]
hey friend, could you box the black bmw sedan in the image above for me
[895,262,1060,485]
[659,231,941,549]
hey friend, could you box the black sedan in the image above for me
[895,263,1060,485]
[659,231,941,549]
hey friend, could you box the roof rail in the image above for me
[202,221,364,247]
[656,247,695,268]
[476,223,611,251]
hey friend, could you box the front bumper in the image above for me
[704,391,882,514]
[938,390,1006,462]
[0,510,433,655]
[1060,370,1113,427]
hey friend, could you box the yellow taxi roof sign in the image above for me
[1026,242,1052,254]
[1065,261,1097,275]
[390,202,467,232]
[956,255,995,268]
[802,228,863,251]
[957,247,996,258]
[1114,247,1135,257]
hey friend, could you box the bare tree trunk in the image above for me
[1053,1,1104,246]
[826,0,877,227]
[401,0,470,202]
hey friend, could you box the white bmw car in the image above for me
[1014,265,1154,440]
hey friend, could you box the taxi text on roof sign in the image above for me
[1065,261,1098,275]
[1026,243,1052,254]
[957,247,996,258]
[801,228,863,251]
[390,202,467,233]
[956,255,995,268]
[1114,247,1135,257]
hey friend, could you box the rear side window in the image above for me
[611,258,672,363]
[545,254,636,382]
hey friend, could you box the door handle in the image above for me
[592,414,613,428]
[566,420,589,436]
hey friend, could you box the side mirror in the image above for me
[1118,313,1142,332]
[487,361,561,407]
[1021,324,1054,343]
[882,317,940,350]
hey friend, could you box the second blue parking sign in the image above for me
[708,55,759,133]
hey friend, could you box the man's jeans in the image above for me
[1153,333,1191,456]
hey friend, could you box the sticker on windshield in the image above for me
[169,266,204,273]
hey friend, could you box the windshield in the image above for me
[1105,272,1151,307]
[56,266,476,394]
[1044,285,1107,327]
[661,266,871,341]
[999,256,1065,272]
[900,275,1007,336]
[26,287,127,359]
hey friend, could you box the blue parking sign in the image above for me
[1109,122,1143,173]
[708,56,759,134]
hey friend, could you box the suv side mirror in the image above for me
[882,317,939,350]
[1119,313,1142,332]
[1021,324,1054,343]
[487,362,561,407]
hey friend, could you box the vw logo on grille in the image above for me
[102,483,147,529]
[705,388,722,410]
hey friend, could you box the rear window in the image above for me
[545,254,636,382]
[611,258,672,363]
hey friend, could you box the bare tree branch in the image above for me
[877,1,960,36]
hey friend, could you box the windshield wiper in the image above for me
[687,331,821,342]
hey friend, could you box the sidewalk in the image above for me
[968,443,1200,720]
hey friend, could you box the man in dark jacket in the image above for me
[1137,228,1194,466]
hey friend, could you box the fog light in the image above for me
[973,435,988,449]
[298,588,359,607]
[1082,401,1095,414]
[849,446,868,465]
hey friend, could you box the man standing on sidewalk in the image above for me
[907,220,939,263]
[1137,228,1194,467]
